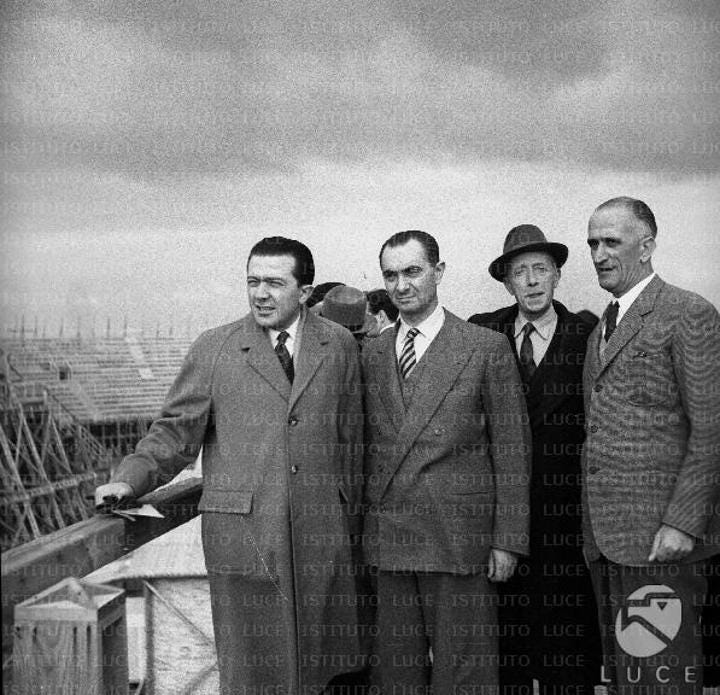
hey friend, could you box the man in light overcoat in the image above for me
[583,197,720,695]
[362,229,531,692]
[96,237,365,693]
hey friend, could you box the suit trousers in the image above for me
[373,569,499,695]
[588,556,708,695]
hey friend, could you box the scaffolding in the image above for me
[0,368,112,551]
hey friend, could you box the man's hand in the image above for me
[488,548,518,582]
[648,524,695,562]
[94,482,134,510]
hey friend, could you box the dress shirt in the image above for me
[615,272,656,324]
[268,312,302,357]
[395,304,446,365]
[513,305,558,366]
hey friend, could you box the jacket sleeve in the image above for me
[111,332,214,497]
[481,334,532,555]
[338,334,364,518]
[662,296,720,539]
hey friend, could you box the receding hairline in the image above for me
[590,196,657,238]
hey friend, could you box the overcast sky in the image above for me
[2,0,719,336]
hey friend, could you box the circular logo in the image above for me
[615,584,682,658]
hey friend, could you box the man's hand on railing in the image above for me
[94,482,134,513]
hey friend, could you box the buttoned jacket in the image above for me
[362,310,531,573]
[582,276,720,565]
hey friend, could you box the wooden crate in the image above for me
[13,577,127,695]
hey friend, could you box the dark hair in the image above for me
[247,237,315,285]
[595,197,657,238]
[379,230,439,266]
[306,282,345,309]
[366,288,399,321]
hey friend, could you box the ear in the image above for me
[298,284,314,305]
[639,237,656,263]
[553,267,561,290]
[377,309,389,325]
[434,261,446,284]
[503,279,515,297]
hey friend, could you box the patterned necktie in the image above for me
[519,322,536,381]
[604,301,619,342]
[399,327,420,379]
[275,330,294,383]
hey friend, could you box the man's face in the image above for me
[504,251,559,320]
[380,239,444,324]
[246,254,312,330]
[587,207,655,297]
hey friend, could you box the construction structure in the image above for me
[0,334,192,551]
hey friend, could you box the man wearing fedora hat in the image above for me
[321,284,375,348]
[469,224,601,695]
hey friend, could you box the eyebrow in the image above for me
[382,264,422,275]
[247,275,287,283]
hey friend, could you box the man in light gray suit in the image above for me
[583,197,720,695]
[362,230,531,692]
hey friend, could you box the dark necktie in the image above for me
[519,322,536,381]
[399,327,419,379]
[604,301,619,342]
[275,330,294,383]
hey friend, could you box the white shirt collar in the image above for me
[398,303,445,343]
[615,272,656,323]
[268,311,301,356]
[513,303,557,342]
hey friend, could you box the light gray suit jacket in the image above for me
[362,310,531,574]
[583,276,720,565]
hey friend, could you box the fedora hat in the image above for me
[489,224,568,281]
[321,285,375,335]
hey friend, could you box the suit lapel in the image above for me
[379,313,473,495]
[372,326,405,434]
[240,319,292,402]
[598,276,663,375]
[289,312,330,412]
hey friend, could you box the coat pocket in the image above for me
[198,488,253,514]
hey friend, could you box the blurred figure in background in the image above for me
[365,288,398,338]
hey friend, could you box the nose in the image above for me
[526,269,539,286]
[255,282,270,299]
[396,274,410,293]
[592,242,607,265]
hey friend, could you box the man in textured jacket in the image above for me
[583,197,720,695]
[96,237,365,694]
[362,229,531,692]
[469,224,601,695]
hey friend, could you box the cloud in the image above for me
[2,0,719,178]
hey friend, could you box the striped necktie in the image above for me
[399,327,420,379]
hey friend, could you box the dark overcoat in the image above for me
[469,300,591,556]
[469,300,601,688]
[113,310,366,692]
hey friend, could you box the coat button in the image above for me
[288,416,298,426]
[594,384,603,392]
[590,425,598,433]
[434,428,443,436]
[290,465,298,474]
[589,466,600,475]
